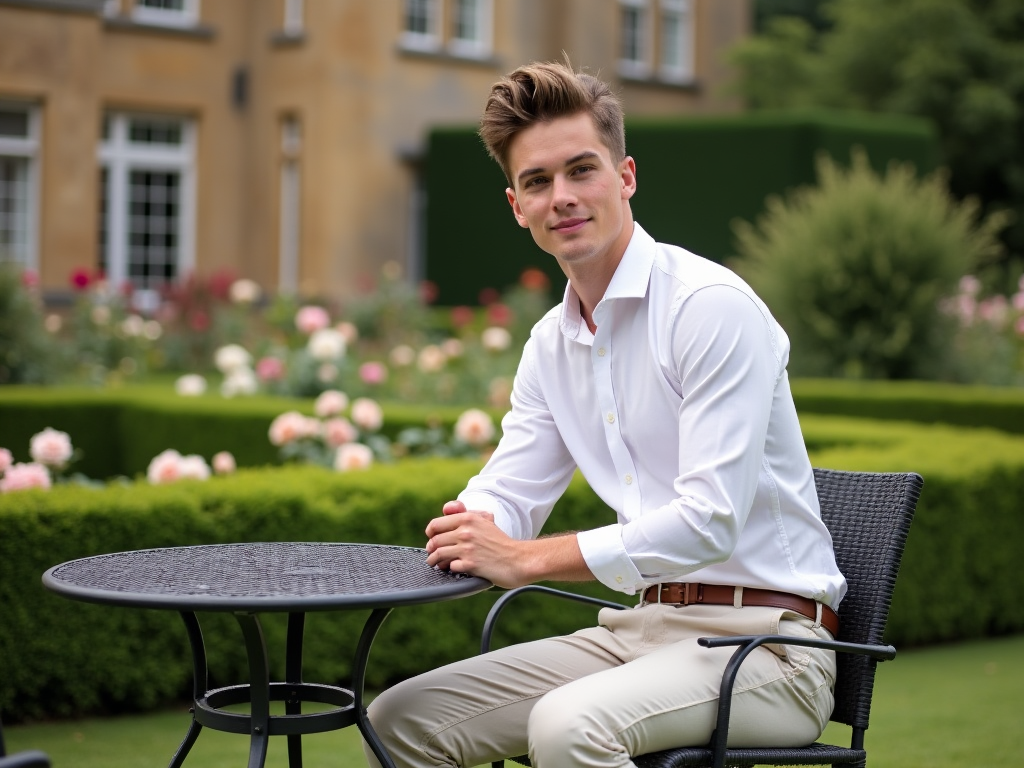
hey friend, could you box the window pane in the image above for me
[0,109,29,139]
[129,119,183,146]
[621,7,644,63]
[405,0,432,34]
[128,170,180,287]
[140,0,185,10]
[0,156,29,264]
[453,0,479,42]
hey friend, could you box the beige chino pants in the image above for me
[363,602,836,768]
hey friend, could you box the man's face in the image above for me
[505,112,636,275]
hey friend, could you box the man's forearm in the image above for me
[515,532,594,584]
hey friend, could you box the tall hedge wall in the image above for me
[425,109,938,305]
[3,415,1024,722]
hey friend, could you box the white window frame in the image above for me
[659,0,695,83]
[132,0,201,29]
[97,112,196,296]
[619,0,652,79]
[0,101,41,272]
[278,116,302,295]
[283,0,304,35]
[400,0,443,53]
[448,0,492,59]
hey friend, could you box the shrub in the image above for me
[0,266,62,385]
[733,149,1008,379]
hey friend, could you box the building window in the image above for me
[132,0,201,28]
[278,116,302,296]
[659,0,694,82]
[283,0,304,35]
[400,0,492,59]
[449,0,492,58]
[0,102,40,271]
[620,0,695,84]
[98,113,195,298]
[401,0,441,51]
[620,0,651,79]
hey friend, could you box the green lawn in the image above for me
[6,635,1023,767]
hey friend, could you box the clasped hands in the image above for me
[425,500,529,589]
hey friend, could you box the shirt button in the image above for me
[615,575,623,583]
[597,347,606,357]
[606,413,615,424]
[625,474,633,485]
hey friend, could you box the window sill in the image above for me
[397,44,500,69]
[619,73,701,92]
[0,0,104,13]
[104,16,216,40]
[270,30,306,47]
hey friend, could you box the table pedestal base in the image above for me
[170,607,396,768]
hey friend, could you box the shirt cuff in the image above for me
[576,524,646,595]
[456,490,522,539]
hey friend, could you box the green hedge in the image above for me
[425,109,938,304]
[792,378,1024,434]
[0,385,499,480]
[2,414,1024,721]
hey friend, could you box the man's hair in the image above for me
[479,60,625,185]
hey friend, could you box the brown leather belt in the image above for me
[641,582,839,637]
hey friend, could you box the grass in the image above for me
[6,635,1023,767]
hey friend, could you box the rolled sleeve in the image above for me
[456,490,522,539]
[576,524,646,595]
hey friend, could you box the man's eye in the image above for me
[524,177,548,188]
[572,165,594,176]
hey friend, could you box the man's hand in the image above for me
[425,500,594,588]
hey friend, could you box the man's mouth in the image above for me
[552,218,589,233]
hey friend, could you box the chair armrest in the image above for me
[0,750,51,768]
[481,584,627,653]
[697,634,896,768]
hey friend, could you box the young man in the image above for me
[364,60,846,768]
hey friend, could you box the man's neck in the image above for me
[568,222,635,332]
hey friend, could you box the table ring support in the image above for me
[167,608,398,768]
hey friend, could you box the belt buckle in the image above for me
[681,583,703,606]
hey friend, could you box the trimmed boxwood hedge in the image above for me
[792,378,1024,434]
[2,414,1024,721]
[0,385,497,480]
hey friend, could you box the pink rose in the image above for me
[295,305,331,334]
[268,411,319,446]
[212,451,236,475]
[314,389,350,418]
[29,428,73,468]
[0,448,12,474]
[147,450,183,485]
[417,345,447,373]
[359,361,388,385]
[0,462,51,492]
[334,443,373,471]
[256,356,286,382]
[179,455,211,481]
[454,409,496,447]
[336,321,359,344]
[322,417,358,448]
[350,398,384,432]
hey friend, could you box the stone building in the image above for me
[0,0,748,305]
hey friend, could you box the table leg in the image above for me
[352,608,398,768]
[285,612,305,768]
[235,612,271,768]
[168,611,208,768]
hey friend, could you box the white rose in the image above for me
[454,409,496,447]
[29,428,73,468]
[308,329,346,361]
[175,374,208,397]
[481,326,512,352]
[334,443,373,471]
[214,344,253,374]
[220,367,258,397]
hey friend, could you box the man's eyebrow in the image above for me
[516,151,601,185]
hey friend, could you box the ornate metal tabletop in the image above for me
[42,541,489,612]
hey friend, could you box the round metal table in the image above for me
[42,542,492,768]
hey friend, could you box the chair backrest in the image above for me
[812,468,922,731]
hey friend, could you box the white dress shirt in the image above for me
[458,223,847,609]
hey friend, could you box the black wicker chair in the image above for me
[482,468,923,768]
[0,717,50,768]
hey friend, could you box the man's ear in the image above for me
[620,156,637,201]
[506,187,530,228]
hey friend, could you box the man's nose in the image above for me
[550,175,576,208]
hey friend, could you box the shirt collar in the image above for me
[558,222,656,340]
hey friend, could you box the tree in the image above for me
[729,0,1024,277]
